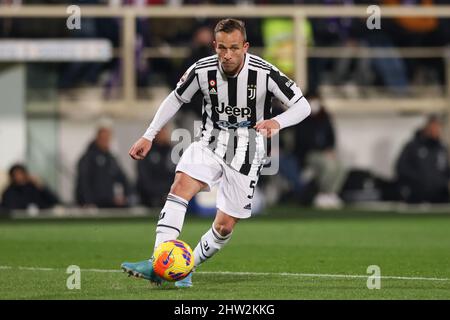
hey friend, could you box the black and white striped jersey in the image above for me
[174,53,304,177]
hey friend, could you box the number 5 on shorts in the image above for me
[247,180,256,199]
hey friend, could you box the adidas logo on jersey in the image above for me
[244,203,252,210]
[209,87,217,95]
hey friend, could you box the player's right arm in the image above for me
[129,63,200,160]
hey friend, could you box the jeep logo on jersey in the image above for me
[215,102,251,118]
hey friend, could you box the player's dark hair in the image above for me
[214,18,247,42]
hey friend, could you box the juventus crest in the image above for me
[247,84,256,100]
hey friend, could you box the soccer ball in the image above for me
[152,239,194,281]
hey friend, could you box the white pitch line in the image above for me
[0,265,448,282]
[199,271,450,282]
[18,266,54,271]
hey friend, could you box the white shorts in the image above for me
[176,141,258,219]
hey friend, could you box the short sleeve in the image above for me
[174,63,200,103]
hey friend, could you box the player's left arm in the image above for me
[255,68,311,138]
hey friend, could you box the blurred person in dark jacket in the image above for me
[58,0,120,90]
[76,126,130,208]
[396,115,450,203]
[382,0,449,86]
[175,25,215,122]
[181,25,215,73]
[136,125,176,207]
[294,92,346,208]
[1,164,59,210]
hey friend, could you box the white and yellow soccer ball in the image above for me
[152,239,194,282]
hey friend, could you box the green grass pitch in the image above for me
[1,208,449,299]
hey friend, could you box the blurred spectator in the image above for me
[75,126,130,208]
[344,0,410,95]
[2,0,69,39]
[59,0,120,90]
[307,0,359,91]
[175,24,214,125]
[136,125,176,207]
[294,92,346,208]
[1,164,59,210]
[103,0,154,99]
[262,16,313,79]
[383,0,449,86]
[396,115,450,203]
[307,0,408,95]
[182,25,214,73]
[123,0,152,89]
[384,0,439,36]
[362,32,409,96]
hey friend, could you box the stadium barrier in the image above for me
[3,202,450,220]
[0,4,449,115]
[3,206,158,220]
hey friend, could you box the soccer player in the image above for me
[121,18,311,288]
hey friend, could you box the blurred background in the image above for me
[1,0,450,218]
